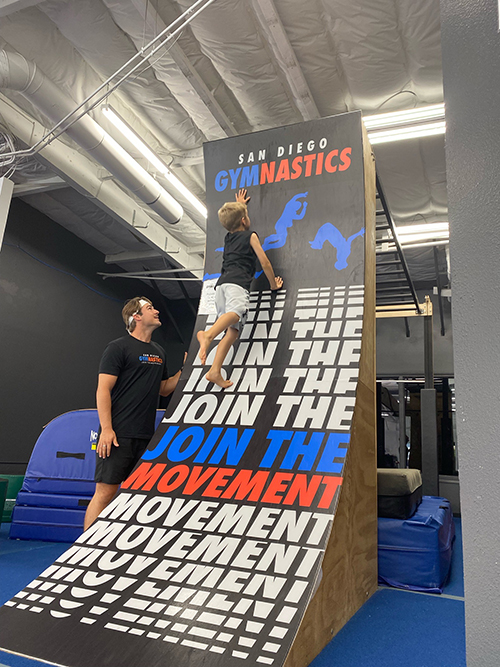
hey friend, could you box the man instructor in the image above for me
[84,296,182,529]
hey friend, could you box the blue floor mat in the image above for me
[310,587,466,667]
[444,518,464,598]
[0,525,68,666]
[0,525,68,606]
[0,650,51,667]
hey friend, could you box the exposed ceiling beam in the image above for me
[105,249,163,264]
[100,266,201,277]
[13,176,67,197]
[0,0,43,17]
[169,148,204,168]
[250,0,320,121]
[0,94,204,276]
[186,245,205,255]
[129,0,237,138]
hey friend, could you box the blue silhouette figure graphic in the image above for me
[261,192,308,251]
[310,223,365,270]
[203,272,221,281]
[251,192,308,277]
[214,192,308,256]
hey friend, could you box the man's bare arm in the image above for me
[160,353,186,397]
[160,370,182,397]
[96,373,118,458]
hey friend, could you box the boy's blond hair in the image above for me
[218,201,247,232]
[122,296,152,332]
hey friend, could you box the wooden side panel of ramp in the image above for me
[285,124,377,667]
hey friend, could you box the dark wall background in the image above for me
[0,199,196,473]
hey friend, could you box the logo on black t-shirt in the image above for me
[138,354,163,365]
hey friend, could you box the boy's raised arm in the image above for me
[235,188,251,205]
[250,233,283,291]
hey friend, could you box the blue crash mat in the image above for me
[9,523,84,543]
[21,409,165,492]
[11,409,165,541]
[16,491,91,509]
[11,506,85,526]
[10,506,85,542]
[22,478,96,495]
[378,496,455,593]
[24,409,100,484]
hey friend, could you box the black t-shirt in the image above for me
[216,230,258,292]
[98,335,169,439]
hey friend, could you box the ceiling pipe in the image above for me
[0,49,183,225]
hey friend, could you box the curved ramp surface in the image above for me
[0,112,377,667]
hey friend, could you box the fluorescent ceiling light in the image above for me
[396,240,449,250]
[363,104,445,129]
[396,222,449,245]
[363,104,446,144]
[378,221,450,250]
[399,232,448,243]
[377,239,449,251]
[368,121,445,144]
[396,222,449,235]
[102,106,207,218]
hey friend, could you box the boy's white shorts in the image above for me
[215,283,249,331]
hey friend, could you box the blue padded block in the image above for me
[20,409,166,498]
[16,491,91,509]
[25,409,100,483]
[9,522,83,543]
[11,506,85,526]
[22,409,165,488]
[22,478,96,495]
[378,496,455,593]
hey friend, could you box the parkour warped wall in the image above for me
[0,111,377,667]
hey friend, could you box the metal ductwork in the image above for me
[0,50,183,225]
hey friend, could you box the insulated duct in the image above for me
[0,50,183,225]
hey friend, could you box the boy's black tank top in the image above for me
[216,230,257,292]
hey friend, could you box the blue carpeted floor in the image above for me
[310,518,465,667]
[0,519,465,667]
[0,525,68,667]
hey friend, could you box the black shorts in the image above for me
[94,437,150,485]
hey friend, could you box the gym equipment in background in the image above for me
[378,496,455,593]
[10,409,164,542]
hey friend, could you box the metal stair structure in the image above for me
[375,174,422,319]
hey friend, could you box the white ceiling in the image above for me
[0,0,448,298]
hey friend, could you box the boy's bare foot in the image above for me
[197,330,209,365]
[206,370,233,389]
